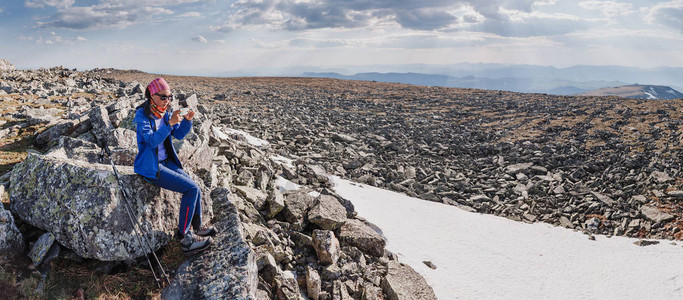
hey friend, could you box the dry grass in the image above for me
[0,135,35,178]
[43,258,161,299]
[0,241,188,299]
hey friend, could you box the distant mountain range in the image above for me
[580,84,683,100]
[201,63,683,99]
[303,72,628,95]
[303,71,683,99]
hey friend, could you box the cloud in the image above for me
[462,7,591,37]
[579,1,635,17]
[35,32,87,45]
[645,0,683,32]
[394,8,458,30]
[25,0,74,9]
[372,33,493,49]
[210,24,233,33]
[214,0,588,37]
[35,0,200,30]
[556,27,683,51]
[289,38,357,48]
[178,11,201,17]
[192,35,207,43]
[534,0,557,5]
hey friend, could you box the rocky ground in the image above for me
[0,63,436,299]
[100,69,683,241]
[0,62,681,298]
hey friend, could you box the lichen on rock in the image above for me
[9,152,212,261]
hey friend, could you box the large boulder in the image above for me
[382,261,437,300]
[9,153,213,261]
[88,104,114,146]
[109,127,137,149]
[338,219,385,257]
[173,119,214,175]
[34,119,77,147]
[0,59,15,71]
[274,271,301,300]
[266,189,285,219]
[162,188,258,299]
[306,266,322,300]
[312,229,341,265]
[0,203,24,254]
[281,192,316,231]
[234,185,268,211]
[170,94,212,174]
[308,195,347,230]
[46,137,137,167]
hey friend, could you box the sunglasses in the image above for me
[155,94,173,101]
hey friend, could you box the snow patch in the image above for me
[329,176,683,299]
[274,176,301,192]
[212,126,270,147]
[274,176,320,197]
[224,128,270,147]
[270,154,295,168]
[211,126,230,140]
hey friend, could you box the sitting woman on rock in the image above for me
[133,77,216,255]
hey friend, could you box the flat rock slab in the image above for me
[591,192,615,206]
[162,193,258,299]
[308,195,347,230]
[235,185,268,211]
[9,153,212,261]
[640,206,674,223]
[338,219,385,257]
[382,261,437,300]
[505,163,533,174]
[282,192,316,230]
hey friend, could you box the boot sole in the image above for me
[182,243,212,256]
[195,230,217,237]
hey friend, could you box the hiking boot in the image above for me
[195,225,217,237]
[180,232,212,256]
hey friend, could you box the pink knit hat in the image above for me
[147,77,170,95]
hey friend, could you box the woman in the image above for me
[133,77,215,255]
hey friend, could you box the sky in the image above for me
[1,0,682,75]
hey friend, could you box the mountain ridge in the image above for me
[303,71,631,96]
[580,84,683,99]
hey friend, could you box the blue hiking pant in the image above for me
[144,159,202,236]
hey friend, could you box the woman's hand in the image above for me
[170,110,181,126]
[184,110,195,121]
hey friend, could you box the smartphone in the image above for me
[178,107,190,116]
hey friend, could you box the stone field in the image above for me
[0,62,680,298]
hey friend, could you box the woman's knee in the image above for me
[183,180,201,196]
[185,183,199,195]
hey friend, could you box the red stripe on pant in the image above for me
[183,206,189,234]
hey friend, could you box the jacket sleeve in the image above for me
[171,118,192,140]
[134,112,171,148]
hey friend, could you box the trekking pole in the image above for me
[98,142,171,286]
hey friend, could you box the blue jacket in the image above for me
[133,107,192,179]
